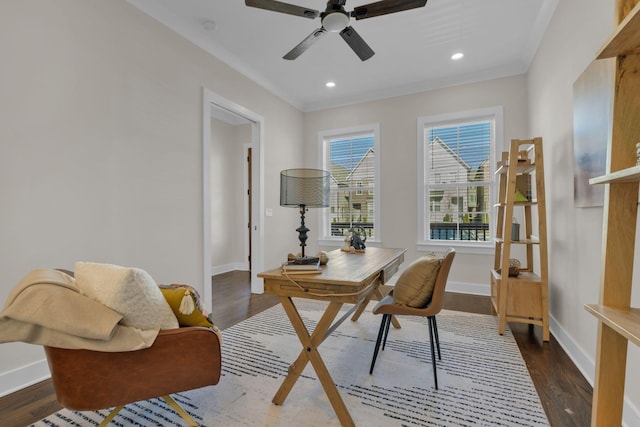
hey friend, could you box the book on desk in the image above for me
[281,260,322,274]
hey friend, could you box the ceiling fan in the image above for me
[245,0,428,61]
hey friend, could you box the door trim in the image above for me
[202,88,265,312]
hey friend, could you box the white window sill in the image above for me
[416,240,494,255]
[319,239,383,248]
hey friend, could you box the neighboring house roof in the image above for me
[430,136,471,171]
[330,147,375,186]
[346,148,374,182]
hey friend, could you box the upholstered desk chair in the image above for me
[45,325,221,426]
[369,248,455,390]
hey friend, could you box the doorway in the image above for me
[202,89,265,313]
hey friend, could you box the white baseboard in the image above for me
[0,358,50,397]
[549,314,640,427]
[447,281,490,296]
[384,277,490,297]
[211,262,249,276]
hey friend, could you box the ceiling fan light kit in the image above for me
[245,0,428,61]
[323,11,349,32]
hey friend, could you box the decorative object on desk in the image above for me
[511,217,520,241]
[342,232,351,251]
[636,141,640,166]
[280,168,330,264]
[350,226,367,250]
[317,251,329,265]
[35,301,550,427]
[509,258,521,277]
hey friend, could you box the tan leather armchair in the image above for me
[45,325,221,426]
[41,269,222,426]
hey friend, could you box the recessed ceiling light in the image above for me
[451,52,464,61]
[326,81,336,88]
[202,20,216,32]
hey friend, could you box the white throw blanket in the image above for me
[0,269,157,351]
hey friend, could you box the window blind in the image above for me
[326,134,376,239]
[424,121,493,241]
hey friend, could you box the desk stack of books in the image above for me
[281,260,322,275]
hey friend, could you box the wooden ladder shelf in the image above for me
[490,137,549,341]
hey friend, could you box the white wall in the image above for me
[303,74,529,292]
[0,0,302,396]
[528,0,640,424]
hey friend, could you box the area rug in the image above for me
[33,300,549,426]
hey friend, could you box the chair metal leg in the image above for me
[370,314,390,374]
[427,316,438,390]
[430,316,441,360]
[381,313,392,350]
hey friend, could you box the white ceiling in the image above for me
[128,0,558,112]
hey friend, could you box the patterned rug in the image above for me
[34,301,549,426]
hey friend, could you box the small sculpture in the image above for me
[350,227,367,250]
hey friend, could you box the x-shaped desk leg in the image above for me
[272,297,355,427]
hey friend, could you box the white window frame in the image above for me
[318,123,381,246]
[417,107,503,255]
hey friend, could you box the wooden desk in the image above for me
[258,247,406,427]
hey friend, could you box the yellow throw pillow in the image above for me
[159,284,214,328]
[392,255,441,308]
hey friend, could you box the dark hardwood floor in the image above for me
[0,270,591,426]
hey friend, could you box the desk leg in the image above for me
[273,297,355,427]
[350,287,401,329]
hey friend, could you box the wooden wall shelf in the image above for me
[589,165,640,184]
[586,1,640,425]
[585,304,640,346]
[597,1,640,59]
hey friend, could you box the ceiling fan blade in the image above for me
[351,0,427,20]
[340,26,375,61]
[283,28,327,60]
[245,0,319,19]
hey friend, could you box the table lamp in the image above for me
[280,168,330,264]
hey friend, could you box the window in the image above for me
[319,124,380,243]
[417,107,502,252]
